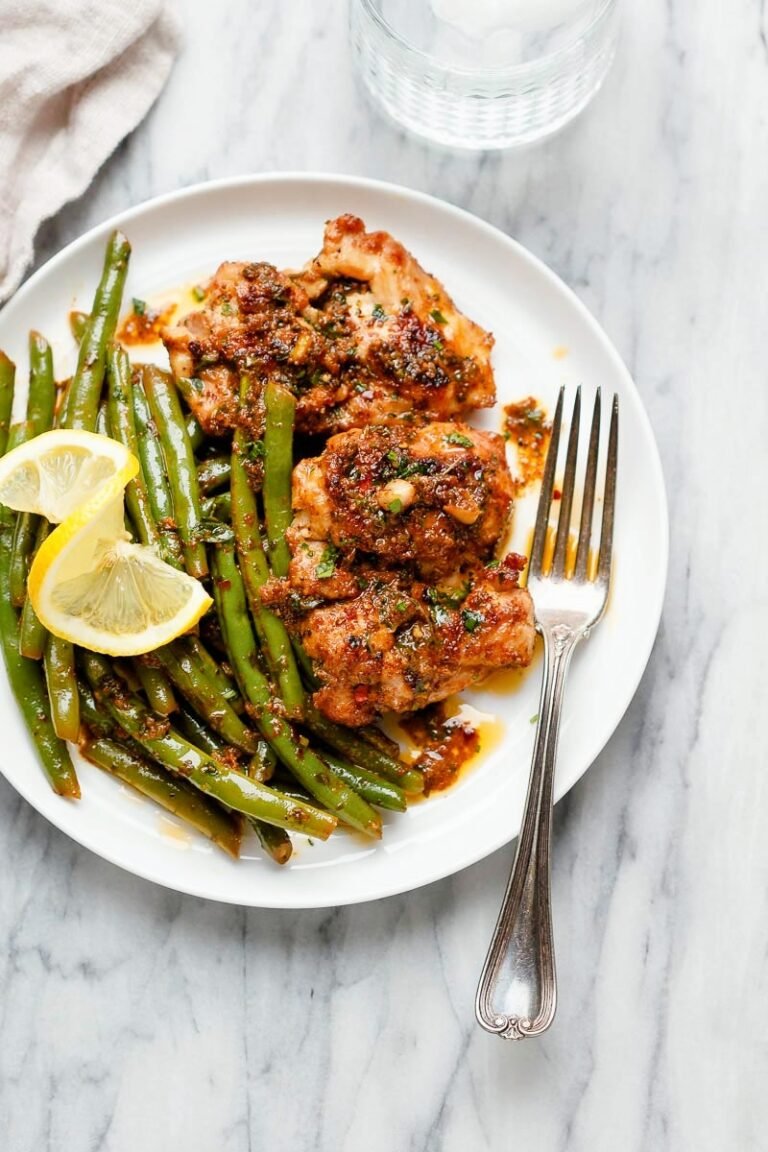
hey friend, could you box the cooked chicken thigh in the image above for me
[288,421,514,584]
[262,422,535,725]
[290,214,496,432]
[162,216,496,437]
[290,556,535,726]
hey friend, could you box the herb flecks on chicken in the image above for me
[291,214,495,432]
[162,215,496,438]
[288,422,514,584]
[264,423,535,725]
[269,557,534,727]
[163,261,320,438]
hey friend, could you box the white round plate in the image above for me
[0,175,667,908]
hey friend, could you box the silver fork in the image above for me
[475,386,618,1040]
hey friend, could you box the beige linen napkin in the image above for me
[0,0,180,302]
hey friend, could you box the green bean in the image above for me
[142,365,207,579]
[178,709,268,782]
[19,608,46,658]
[231,388,305,717]
[174,703,226,756]
[26,332,56,435]
[359,723,401,761]
[113,659,143,695]
[107,344,161,549]
[82,653,336,838]
[18,510,52,659]
[262,378,294,578]
[96,402,109,437]
[197,454,231,494]
[8,524,36,603]
[170,375,207,451]
[201,492,232,522]
[8,418,38,605]
[131,375,184,567]
[252,819,292,865]
[77,679,113,737]
[250,738,277,782]
[212,544,381,838]
[176,705,236,760]
[187,413,205,452]
[0,430,79,796]
[10,519,37,603]
[303,703,424,795]
[182,635,241,705]
[133,658,177,716]
[292,637,322,690]
[9,335,57,605]
[81,736,243,858]
[0,574,80,795]
[65,230,131,431]
[154,643,259,754]
[319,749,407,812]
[43,636,80,742]
[0,353,15,455]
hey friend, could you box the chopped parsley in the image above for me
[461,609,484,634]
[445,431,473,448]
[246,439,265,461]
[430,308,448,325]
[315,544,339,579]
[388,498,403,514]
[371,303,386,321]
[132,297,146,316]
[396,600,407,613]
[426,582,470,608]
[220,299,235,315]
[192,285,207,302]
[530,713,539,724]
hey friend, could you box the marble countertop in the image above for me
[1,2,765,1149]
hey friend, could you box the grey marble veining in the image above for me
[2,1,766,1148]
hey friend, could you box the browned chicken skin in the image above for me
[162,215,496,438]
[291,214,495,433]
[282,557,534,727]
[164,216,534,725]
[289,421,514,584]
[264,423,536,725]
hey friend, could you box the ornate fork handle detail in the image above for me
[475,619,586,1039]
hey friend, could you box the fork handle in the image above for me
[475,622,583,1040]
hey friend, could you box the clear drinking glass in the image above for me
[350,0,620,150]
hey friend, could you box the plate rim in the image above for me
[0,172,669,907]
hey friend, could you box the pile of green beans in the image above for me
[0,231,424,866]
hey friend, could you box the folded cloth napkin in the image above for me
[0,0,180,302]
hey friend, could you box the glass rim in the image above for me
[355,0,618,79]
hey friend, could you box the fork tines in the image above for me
[529,387,619,584]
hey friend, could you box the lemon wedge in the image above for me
[0,429,136,523]
[0,429,212,657]
[28,487,212,657]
